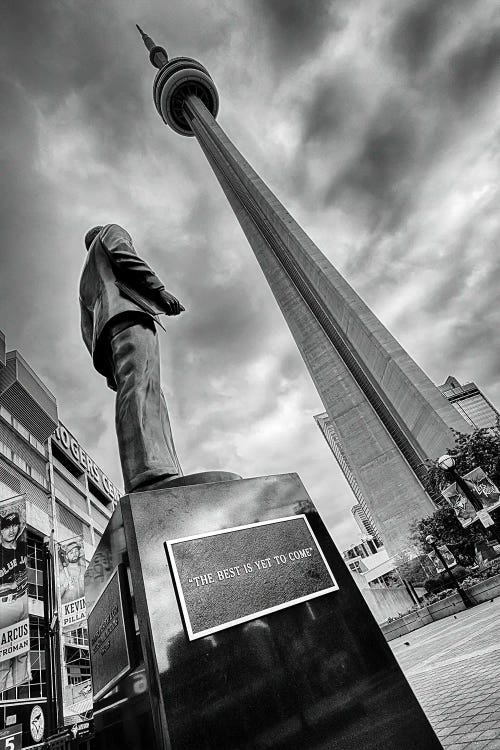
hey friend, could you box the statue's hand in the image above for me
[157,288,185,315]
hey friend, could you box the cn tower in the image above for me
[137,27,471,555]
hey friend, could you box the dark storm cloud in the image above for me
[0,1,147,165]
[183,278,269,365]
[276,349,305,389]
[390,0,463,73]
[297,2,500,230]
[301,73,358,146]
[324,96,418,216]
[0,1,111,101]
[445,27,500,104]
[391,1,500,104]
[252,0,340,66]
[0,75,57,330]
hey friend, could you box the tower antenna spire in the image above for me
[136,24,169,69]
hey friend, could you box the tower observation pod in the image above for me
[137,24,219,136]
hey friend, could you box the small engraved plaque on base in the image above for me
[165,514,338,640]
[88,563,136,700]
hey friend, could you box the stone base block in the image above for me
[85,473,442,750]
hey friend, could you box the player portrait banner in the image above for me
[427,545,457,574]
[58,536,86,631]
[442,482,476,527]
[442,466,500,528]
[0,495,30,691]
[462,467,500,513]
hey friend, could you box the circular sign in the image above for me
[30,705,45,742]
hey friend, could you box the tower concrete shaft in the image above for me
[139,33,472,554]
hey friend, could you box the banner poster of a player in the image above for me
[442,482,476,527]
[0,494,30,691]
[462,467,500,513]
[428,545,457,574]
[442,466,500,527]
[58,536,86,631]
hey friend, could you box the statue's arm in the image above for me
[101,224,184,315]
[101,224,165,292]
[80,300,93,349]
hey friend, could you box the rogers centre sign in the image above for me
[53,424,122,504]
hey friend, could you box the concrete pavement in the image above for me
[391,597,500,749]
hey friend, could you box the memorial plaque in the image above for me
[88,563,136,700]
[165,514,338,640]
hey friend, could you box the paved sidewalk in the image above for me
[391,598,500,749]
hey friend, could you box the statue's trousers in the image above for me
[107,319,181,492]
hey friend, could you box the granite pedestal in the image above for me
[85,473,442,749]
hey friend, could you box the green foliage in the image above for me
[395,554,429,586]
[423,564,467,593]
[384,562,500,623]
[424,588,456,604]
[483,559,500,577]
[461,576,483,588]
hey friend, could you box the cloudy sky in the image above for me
[1,0,499,550]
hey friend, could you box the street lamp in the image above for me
[425,534,474,609]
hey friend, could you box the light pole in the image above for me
[43,533,64,738]
[425,534,474,609]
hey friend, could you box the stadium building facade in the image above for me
[0,328,120,748]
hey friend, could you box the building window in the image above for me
[27,534,45,601]
[0,406,12,425]
[51,444,84,482]
[29,434,47,455]
[64,628,89,649]
[29,617,46,699]
[12,418,30,442]
[65,645,91,685]
[30,467,48,488]
[12,454,28,473]
[0,441,11,461]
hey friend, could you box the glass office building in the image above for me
[438,376,499,430]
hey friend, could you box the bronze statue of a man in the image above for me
[79,223,184,493]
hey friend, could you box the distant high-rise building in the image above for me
[438,376,499,430]
[342,537,383,570]
[351,503,381,542]
[314,413,381,542]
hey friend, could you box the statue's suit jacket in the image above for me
[79,224,169,389]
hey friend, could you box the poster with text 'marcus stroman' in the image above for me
[0,494,30,691]
[165,515,339,640]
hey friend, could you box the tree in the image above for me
[392,549,432,586]
[410,505,482,566]
[424,427,500,499]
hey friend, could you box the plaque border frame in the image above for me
[88,563,136,701]
[165,514,339,641]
